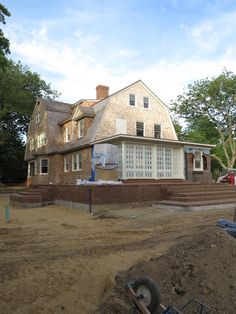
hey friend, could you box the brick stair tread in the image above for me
[156,198,236,206]
[170,191,236,197]
[168,185,236,192]
[170,194,236,201]
[11,194,43,201]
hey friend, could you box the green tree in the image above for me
[0,4,60,183]
[171,69,236,169]
[0,61,59,183]
[0,3,10,67]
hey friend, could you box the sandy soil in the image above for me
[0,194,235,313]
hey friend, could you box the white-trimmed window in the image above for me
[72,153,82,171]
[78,119,84,138]
[64,156,69,172]
[29,138,36,151]
[143,96,149,109]
[37,132,47,148]
[40,159,48,175]
[129,94,135,106]
[29,162,35,176]
[136,122,144,137]
[154,124,161,139]
[35,113,40,124]
[65,127,70,142]
[116,118,127,134]
[35,161,38,175]
[194,150,203,171]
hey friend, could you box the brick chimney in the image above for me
[96,85,109,100]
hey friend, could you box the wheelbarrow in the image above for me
[127,277,212,314]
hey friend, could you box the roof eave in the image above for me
[91,134,216,148]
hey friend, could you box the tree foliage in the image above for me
[0,4,60,183]
[172,69,236,169]
[0,3,10,67]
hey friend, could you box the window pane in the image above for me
[136,122,144,136]
[143,97,149,108]
[129,94,135,106]
[41,159,48,173]
[154,124,161,139]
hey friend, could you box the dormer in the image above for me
[73,106,95,139]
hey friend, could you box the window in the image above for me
[154,124,161,139]
[78,119,84,138]
[65,127,70,142]
[129,94,135,106]
[136,122,144,137]
[40,159,48,174]
[35,161,38,175]
[203,155,208,170]
[194,151,203,171]
[64,156,69,172]
[37,132,47,148]
[35,113,40,124]
[116,118,127,134]
[143,96,149,108]
[29,162,35,176]
[72,153,82,171]
[29,138,36,151]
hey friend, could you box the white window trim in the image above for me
[72,153,83,171]
[193,150,203,171]
[78,120,84,138]
[40,158,49,175]
[136,121,145,137]
[65,127,70,143]
[129,94,136,107]
[143,96,150,109]
[64,156,69,172]
[154,124,162,139]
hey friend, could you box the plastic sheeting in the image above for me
[92,144,118,170]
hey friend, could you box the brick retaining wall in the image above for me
[52,184,166,204]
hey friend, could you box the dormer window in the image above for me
[129,94,135,106]
[143,97,149,109]
[154,124,161,139]
[65,127,70,142]
[78,119,84,138]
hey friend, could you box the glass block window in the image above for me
[154,124,161,139]
[129,94,135,106]
[125,144,153,178]
[157,147,173,178]
[118,145,122,179]
[136,122,144,137]
[143,96,149,108]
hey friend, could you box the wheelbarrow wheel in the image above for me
[132,277,160,313]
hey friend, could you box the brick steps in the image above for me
[156,183,236,210]
[10,185,54,208]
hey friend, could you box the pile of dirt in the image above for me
[96,226,236,313]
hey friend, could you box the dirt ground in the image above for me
[0,194,235,314]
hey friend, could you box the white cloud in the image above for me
[187,11,236,54]
[6,17,236,106]
[118,49,137,58]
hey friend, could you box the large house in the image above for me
[25,80,214,185]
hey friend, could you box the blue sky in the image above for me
[2,0,236,104]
